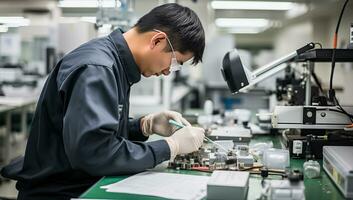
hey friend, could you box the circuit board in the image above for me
[168,142,259,172]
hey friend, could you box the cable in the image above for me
[239,165,263,171]
[329,0,350,102]
[335,96,353,123]
[249,171,286,177]
[190,168,213,173]
[314,42,323,49]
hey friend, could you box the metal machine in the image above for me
[221,45,353,130]
[221,43,353,161]
[323,146,353,198]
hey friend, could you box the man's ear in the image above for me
[149,32,167,50]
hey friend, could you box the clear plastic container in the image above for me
[250,141,274,157]
[262,149,290,170]
[303,160,320,179]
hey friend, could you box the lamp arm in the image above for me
[252,42,315,78]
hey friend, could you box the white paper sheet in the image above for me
[101,171,210,200]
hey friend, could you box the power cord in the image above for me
[329,0,349,101]
[328,0,352,122]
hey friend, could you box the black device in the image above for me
[276,65,320,105]
[283,130,353,159]
[221,49,249,94]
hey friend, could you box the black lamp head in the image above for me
[221,49,249,94]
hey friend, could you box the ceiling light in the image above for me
[58,0,121,8]
[80,17,96,23]
[227,27,266,34]
[0,17,30,27]
[0,25,8,33]
[286,4,308,18]
[210,1,295,11]
[215,18,270,28]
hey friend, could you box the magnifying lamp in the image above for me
[221,43,315,94]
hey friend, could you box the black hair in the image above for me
[134,3,205,65]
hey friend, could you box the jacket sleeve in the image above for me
[62,65,170,176]
[128,117,149,141]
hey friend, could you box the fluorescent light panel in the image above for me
[80,17,96,23]
[215,18,270,28]
[227,27,265,34]
[211,1,295,10]
[0,25,8,33]
[59,0,121,8]
[59,16,97,24]
[0,17,30,27]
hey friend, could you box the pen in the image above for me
[168,119,185,129]
[168,119,228,152]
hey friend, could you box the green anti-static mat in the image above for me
[81,135,346,200]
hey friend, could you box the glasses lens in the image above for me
[169,57,182,72]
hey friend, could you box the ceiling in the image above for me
[0,0,347,48]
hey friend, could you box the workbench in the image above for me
[0,96,37,166]
[79,135,345,200]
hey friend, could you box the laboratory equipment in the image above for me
[207,171,249,200]
[323,146,353,198]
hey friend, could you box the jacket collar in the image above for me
[109,28,141,85]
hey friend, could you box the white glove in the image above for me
[164,126,205,160]
[141,111,191,137]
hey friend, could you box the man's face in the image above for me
[140,32,194,77]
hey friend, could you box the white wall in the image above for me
[274,22,313,58]
[175,0,218,82]
[201,35,235,87]
[57,22,96,55]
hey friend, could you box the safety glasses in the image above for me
[153,29,182,72]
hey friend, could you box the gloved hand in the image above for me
[164,126,205,160]
[141,111,191,137]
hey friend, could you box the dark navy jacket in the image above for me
[1,29,170,199]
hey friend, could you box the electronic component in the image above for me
[282,130,353,159]
[207,170,249,200]
[292,140,303,156]
[303,160,320,179]
[236,145,254,167]
[287,169,304,182]
[237,155,254,168]
[272,106,353,130]
[262,149,289,170]
[237,145,249,156]
[266,179,305,200]
[258,169,304,200]
[168,145,238,172]
[208,126,252,144]
[275,65,311,106]
[323,146,353,198]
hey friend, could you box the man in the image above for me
[1,3,205,199]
